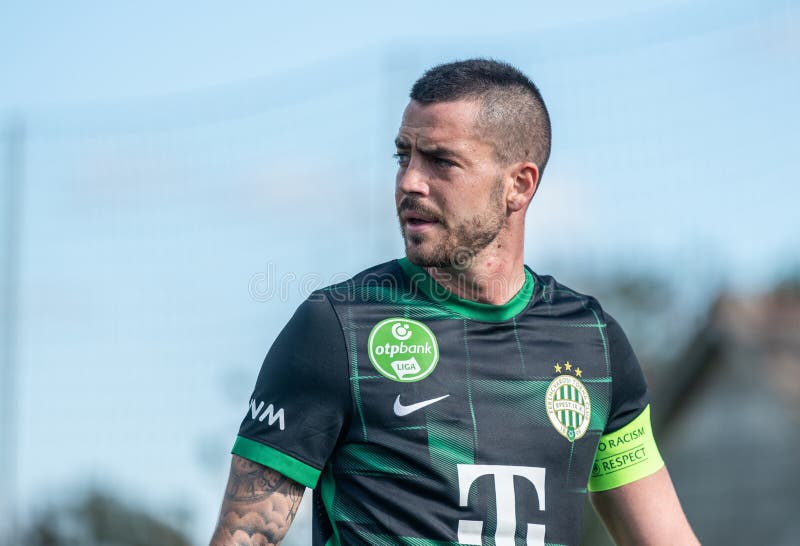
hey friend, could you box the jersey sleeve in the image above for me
[232,291,350,489]
[587,312,664,492]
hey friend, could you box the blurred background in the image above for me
[1,1,798,544]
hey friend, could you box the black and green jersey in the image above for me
[233,258,664,546]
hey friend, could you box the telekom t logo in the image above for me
[457,464,546,546]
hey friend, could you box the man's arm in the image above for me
[209,455,305,546]
[590,466,699,546]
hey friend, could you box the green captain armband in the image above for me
[588,405,664,492]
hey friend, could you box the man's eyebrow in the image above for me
[395,138,461,157]
[416,145,464,161]
[394,137,410,149]
[393,138,467,164]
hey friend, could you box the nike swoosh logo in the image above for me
[393,394,450,417]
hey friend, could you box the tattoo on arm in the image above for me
[210,455,305,546]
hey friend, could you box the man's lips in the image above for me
[403,211,437,223]
[402,211,440,233]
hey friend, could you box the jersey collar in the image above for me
[397,257,535,322]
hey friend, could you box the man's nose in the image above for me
[396,157,430,196]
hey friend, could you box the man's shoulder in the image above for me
[277,262,402,329]
[527,269,606,320]
[318,259,407,303]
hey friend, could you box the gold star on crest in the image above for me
[564,362,572,371]
[554,363,562,374]
[575,367,582,378]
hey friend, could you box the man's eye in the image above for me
[433,157,454,167]
[393,152,409,165]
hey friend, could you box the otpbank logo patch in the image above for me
[368,318,439,382]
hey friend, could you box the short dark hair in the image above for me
[410,59,551,174]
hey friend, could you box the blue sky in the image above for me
[1,1,798,544]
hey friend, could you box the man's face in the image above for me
[394,99,508,269]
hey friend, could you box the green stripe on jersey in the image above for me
[320,467,343,546]
[355,532,461,545]
[232,436,320,489]
[397,258,534,322]
[355,533,566,546]
[336,444,417,476]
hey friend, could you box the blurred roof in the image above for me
[582,287,800,545]
[654,288,800,546]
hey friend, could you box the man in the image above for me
[210,59,699,546]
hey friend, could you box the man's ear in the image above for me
[507,162,540,212]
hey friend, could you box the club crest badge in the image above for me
[545,361,591,442]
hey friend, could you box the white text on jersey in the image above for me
[249,399,285,431]
[457,464,546,545]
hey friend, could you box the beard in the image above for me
[398,180,506,270]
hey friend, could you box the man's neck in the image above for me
[425,249,526,306]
